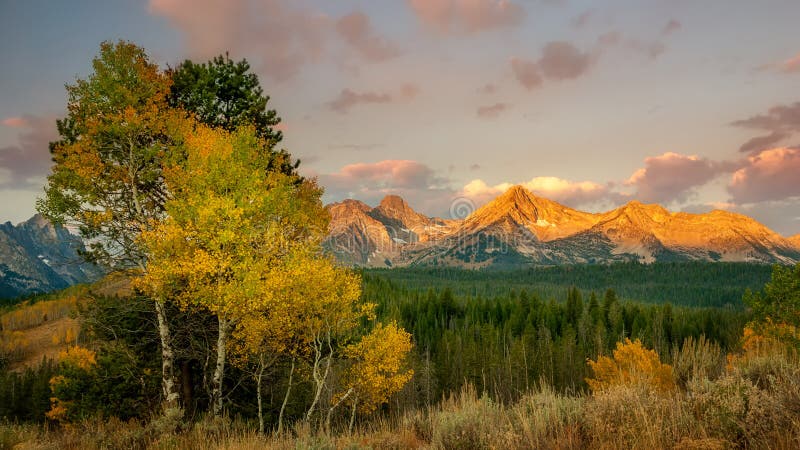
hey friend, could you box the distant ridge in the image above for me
[324,185,800,267]
[0,215,102,299]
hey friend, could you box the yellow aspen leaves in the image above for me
[341,321,414,413]
[587,338,676,394]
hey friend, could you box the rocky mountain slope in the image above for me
[324,186,800,267]
[0,215,102,299]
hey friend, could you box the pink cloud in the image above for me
[148,0,329,81]
[728,147,800,203]
[408,0,525,34]
[510,57,542,90]
[2,117,29,128]
[781,53,800,73]
[318,160,454,215]
[336,12,401,62]
[476,103,509,119]
[624,152,725,204]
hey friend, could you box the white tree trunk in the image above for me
[305,330,333,423]
[154,299,181,413]
[257,354,266,434]
[212,316,229,416]
[277,356,295,434]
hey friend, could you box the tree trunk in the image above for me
[306,330,333,423]
[181,360,193,417]
[278,356,295,434]
[326,387,353,433]
[257,354,266,434]
[212,316,229,416]
[155,299,182,414]
[348,395,358,435]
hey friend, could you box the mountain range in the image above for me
[324,185,800,267]
[0,215,102,299]
[2,187,799,299]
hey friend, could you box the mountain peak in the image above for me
[378,194,410,212]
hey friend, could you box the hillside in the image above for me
[325,186,800,267]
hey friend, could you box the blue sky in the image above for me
[1,0,799,234]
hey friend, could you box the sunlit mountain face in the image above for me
[325,186,800,268]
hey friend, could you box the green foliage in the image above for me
[0,359,56,422]
[168,54,298,176]
[37,40,179,267]
[744,263,800,347]
[368,262,773,307]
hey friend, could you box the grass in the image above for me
[3,356,798,450]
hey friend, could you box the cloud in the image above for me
[328,89,392,113]
[400,83,421,99]
[738,131,788,154]
[597,31,666,60]
[571,10,593,29]
[336,12,401,62]
[731,101,800,132]
[625,152,726,204]
[511,41,594,89]
[318,159,453,214]
[0,113,58,190]
[2,117,29,128]
[510,57,542,90]
[459,176,615,208]
[476,103,509,119]
[758,52,800,74]
[327,84,418,113]
[478,83,497,94]
[537,41,593,80]
[148,0,329,81]
[728,147,800,203]
[661,19,681,36]
[780,53,800,73]
[408,0,525,34]
[732,101,800,154]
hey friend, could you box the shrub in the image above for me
[583,383,695,449]
[672,336,725,388]
[587,338,676,394]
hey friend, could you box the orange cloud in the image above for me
[2,117,29,128]
[460,176,614,208]
[408,0,525,34]
[728,147,800,203]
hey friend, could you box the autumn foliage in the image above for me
[586,338,676,393]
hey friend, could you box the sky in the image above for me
[1,0,799,235]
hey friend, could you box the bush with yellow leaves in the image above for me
[586,338,676,393]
